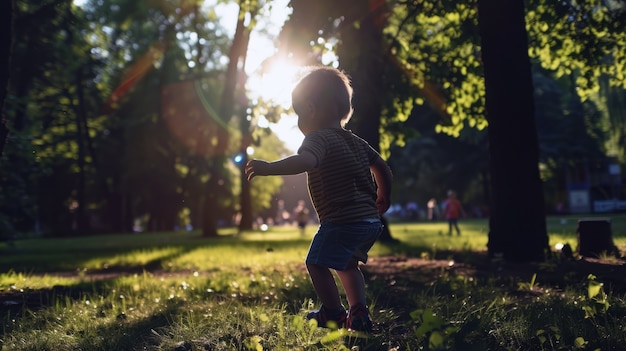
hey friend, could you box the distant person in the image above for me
[293,200,310,236]
[443,190,465,236]
[427,198,438,221]
[245,66,393,332]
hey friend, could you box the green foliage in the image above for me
[595,75,626,163]
[374,0,623,215]
[383,0,626,140]
[581,274,610,320]
[5,1,102,235]
[385,0,485,137]
[526,0,626,97]
[5,0,300,236]
[410,308,460,350]
[7,0,626,239]
[0,133,43,237]
[517,273,539,291]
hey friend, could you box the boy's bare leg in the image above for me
[336,260,366,308]
[307,263,342,308]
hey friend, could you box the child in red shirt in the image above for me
[443,190,465,236]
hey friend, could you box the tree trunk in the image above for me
[479,0,550,262]
[0,0,14,158]
[338,0,395,242]
[202,4,255,236]
[238,151,254,231]
[201,164,220,237]
[74,68,91,234]
[237,84,253,232]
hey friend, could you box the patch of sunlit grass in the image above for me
[166,243,308,272]
[80,247,185,270]
[0,270,322,350]
[0,271,82,290]
[377,219,490,257]
[150,300,339,350]
[546,215,626,255]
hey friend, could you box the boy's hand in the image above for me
[376,193,391,215]
[245,159,269,181]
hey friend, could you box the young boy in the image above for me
[245,66,392,332]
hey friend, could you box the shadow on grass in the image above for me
[1,287,186,350]
[0,279,116,322]
[372,238,626,298]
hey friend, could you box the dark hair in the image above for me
[291,66,353,125]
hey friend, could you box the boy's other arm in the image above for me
[371,156,393,215]
[245,151,317,181]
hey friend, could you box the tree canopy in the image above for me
[1,0,624,251]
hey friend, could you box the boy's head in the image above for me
[291,66,353,128]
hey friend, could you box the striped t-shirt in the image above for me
[298,128,381,223]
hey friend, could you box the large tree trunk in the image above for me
[479,0,550,262]
[0,0,14,158]
[338,0,395,242]
[234,16,255,233]
[342,19,383,150]
[74,68,91,234]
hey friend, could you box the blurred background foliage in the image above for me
[0,0,624,240]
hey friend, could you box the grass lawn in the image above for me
[0,214,625,350]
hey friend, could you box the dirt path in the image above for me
[365,252,626,294]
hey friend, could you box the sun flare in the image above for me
[247,58,300,109]
[247,58,304,151]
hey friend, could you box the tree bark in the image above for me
[479,0,550,262]
[202,4,254,236]
[201,166,220,237]
[0,0,14,158]
[73,66,92,234]
[338,0,395,242]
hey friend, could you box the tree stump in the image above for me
[576,218,619,258]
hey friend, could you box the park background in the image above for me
[1,0,626,350]
[1,0,625,248]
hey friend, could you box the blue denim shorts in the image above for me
[305,219,383,271]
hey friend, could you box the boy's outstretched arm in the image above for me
[371,156,392,215]
[245,151,317,181]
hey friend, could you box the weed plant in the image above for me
[0,215,625,350]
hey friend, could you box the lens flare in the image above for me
[106,41,167,111]
[161,80,231,156]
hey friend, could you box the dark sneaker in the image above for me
[306,305,347,329]
[347,303,373,332]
